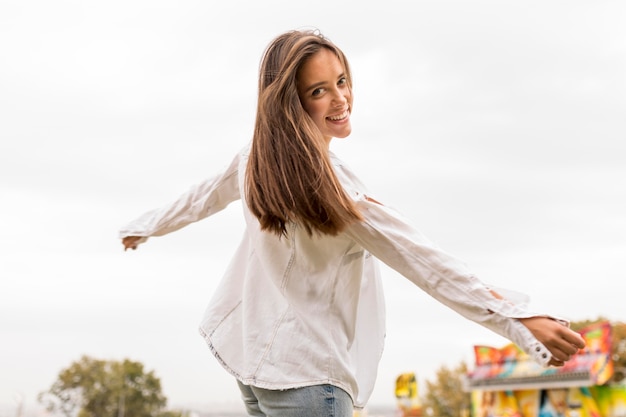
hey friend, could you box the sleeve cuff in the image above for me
[510,318,552,367]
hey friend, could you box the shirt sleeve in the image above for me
[345,197,562,366]
[118,150,242,241]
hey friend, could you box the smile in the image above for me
[327,110,349,121]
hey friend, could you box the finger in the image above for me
[548,347,572,363]
[549,335,584,362]
[567,332,587,350]
[551,325,585,350]
[549,357,566,367]
[560,341,580,356]
[551,341,580,360]
[559,337,585,355]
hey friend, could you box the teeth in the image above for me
[328,110,348,121]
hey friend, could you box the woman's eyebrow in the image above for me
[303,80,326,93]
[303,73,346,93]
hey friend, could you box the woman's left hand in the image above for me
[519,316,586,366]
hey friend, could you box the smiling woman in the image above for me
[296,48,353,143]
[119,29,585,416]
[246,31,361,238]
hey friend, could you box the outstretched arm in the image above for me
[346,197,585,367]
[119,149,244,250]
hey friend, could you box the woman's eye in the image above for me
[338,77,347,86]
[312,88,324,97]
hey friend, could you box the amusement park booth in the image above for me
[465,321,626,417]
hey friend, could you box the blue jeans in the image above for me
[237,381,354,417]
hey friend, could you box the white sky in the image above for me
[1,0,625,415]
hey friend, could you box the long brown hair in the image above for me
[245,30,363,237]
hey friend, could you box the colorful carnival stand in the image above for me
[466,321,626,417]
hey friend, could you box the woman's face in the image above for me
[297,48,353,145]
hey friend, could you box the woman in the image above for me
[120,30,585,416]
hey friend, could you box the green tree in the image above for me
[571,317,626,384]
[38,355,186,417]
[422,361,470,417]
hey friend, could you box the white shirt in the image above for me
[119,145,559,409]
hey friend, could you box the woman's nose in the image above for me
[331,89,347,105]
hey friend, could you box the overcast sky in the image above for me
[1,0,625,415]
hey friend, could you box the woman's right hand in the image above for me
[122,236,144,251]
